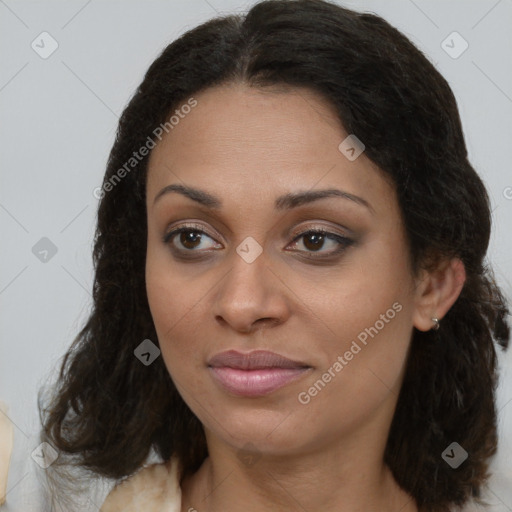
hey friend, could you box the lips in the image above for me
[208,350,309,370]
[207,350,311,397]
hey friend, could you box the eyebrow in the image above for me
[153,184,374,213]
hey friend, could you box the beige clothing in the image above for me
[100,457,181,512]
[0,401,14,506]
[99,456,500,512]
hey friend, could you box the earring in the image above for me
[431,317,440,331]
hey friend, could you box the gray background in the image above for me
[1,0,511,510]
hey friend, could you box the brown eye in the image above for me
[163,225,353,260]
[163,225,220,253]
[178,230,203,250]
[289,229,354,257]
[302,232,327,251]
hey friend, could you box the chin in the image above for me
[201,401,309,450]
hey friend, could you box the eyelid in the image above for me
[163,221,218,243]
[162,221,355,258]
[164,219,351,241]
[288,221,352,239]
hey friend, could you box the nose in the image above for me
[212,245,290,334]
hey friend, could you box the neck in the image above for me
[181,435,417,512]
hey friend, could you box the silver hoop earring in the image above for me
[431,317,440,331]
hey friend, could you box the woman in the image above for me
[39,0,510,511]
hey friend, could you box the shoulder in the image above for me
[100,457,181,512]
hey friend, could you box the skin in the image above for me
[145,82,466,512]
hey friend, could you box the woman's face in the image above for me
[145,82,422,457]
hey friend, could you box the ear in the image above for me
[412,257,466,332]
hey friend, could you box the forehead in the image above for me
[149,83,344,169]
[146,83,396,218]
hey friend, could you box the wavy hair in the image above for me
[39,1,510,511]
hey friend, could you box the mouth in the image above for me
[207,350,312,397]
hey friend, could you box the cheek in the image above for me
[145,242,206,377]
[298,230,414,409]
[296,295,413,439]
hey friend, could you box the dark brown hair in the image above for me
[39,1,510,511]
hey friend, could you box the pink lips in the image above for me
[208,350,311,397]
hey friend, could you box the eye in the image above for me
[163,223,220,253]
[162,225,354,259]
[287,229,354,258]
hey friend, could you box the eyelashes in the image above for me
[162,223,354,260]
